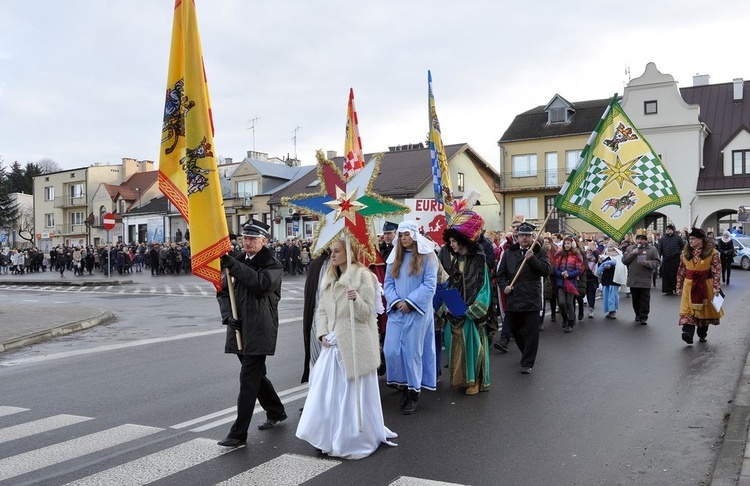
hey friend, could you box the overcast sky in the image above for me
[2,0,749,173]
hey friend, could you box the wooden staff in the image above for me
[225,267,243,350]
[345,234,363,433]
[508,211,554,288]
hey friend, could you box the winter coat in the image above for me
[497,242,552,312]
[217,246,283,355]
[657,233,685,259]
[315,263,381,380]
[621,243,660,288]
[552,250,584,290]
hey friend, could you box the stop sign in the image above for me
[102,212,116,230]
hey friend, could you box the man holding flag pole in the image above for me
[158,0,286,448]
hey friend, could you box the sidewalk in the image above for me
[0,269,130,353]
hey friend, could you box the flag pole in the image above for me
[225,267,243,349]
[345,234,363,433]
[509,210,554,288]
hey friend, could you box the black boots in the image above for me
[402,390,420,415]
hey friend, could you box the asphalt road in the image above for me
[1,270,749,485]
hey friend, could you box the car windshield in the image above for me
[734,237,750,248]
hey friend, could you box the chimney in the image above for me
[693,74,710,86]
[326,150,337,160]
[734,78,744,101]
[224,157,233,164]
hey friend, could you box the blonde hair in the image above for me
[389,236,426,278]
[326,239,362,280]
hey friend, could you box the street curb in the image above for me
[711,347,750,485]
[0,310,116,354]
[0,279,132,287]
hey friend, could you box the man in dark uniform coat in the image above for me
[379,221,398,261]
[216,219,287,447]
[658,223,684,295]
[497,222,552,374]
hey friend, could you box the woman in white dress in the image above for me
[296,238,397,459]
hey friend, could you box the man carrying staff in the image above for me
[497,222,551,374]
[216,219,287,447]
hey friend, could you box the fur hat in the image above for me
[689,227,706,239]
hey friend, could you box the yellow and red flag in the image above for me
[343,88,365,181]
[158,0,230,290]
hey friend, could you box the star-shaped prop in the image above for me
[283,150,408,261]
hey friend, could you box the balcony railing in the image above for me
[225,193,254,208]
[56,224,88,236]
[500,169,569,191]
[53,194,88,208]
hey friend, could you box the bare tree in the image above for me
[16,205,34,235]
[36,158,61,174]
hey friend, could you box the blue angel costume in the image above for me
[384,248,439,392]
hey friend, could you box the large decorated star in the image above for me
[283,150,408,261]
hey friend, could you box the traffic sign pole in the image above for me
[102,213,115,279]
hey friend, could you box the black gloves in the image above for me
[227,317,241,331]
[220,253,236,268]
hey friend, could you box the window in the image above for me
[513,197,539,220]
[45,186,55,201]
[549,107,566,123]
[566,150,582,173]
[45,213,55,227]
[236,180,258,198]
[457,172,465,192]
[511,154,537,177]
[545,152,558,186]
[70,212,84,225]
[644,100,658,115]
[70,183,83,198]
[733,150,750,175]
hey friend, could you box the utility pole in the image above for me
[247,116,260,152]
[292,126,301,160]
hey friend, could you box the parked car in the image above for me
[732,237,750,270]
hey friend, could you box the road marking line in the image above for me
[217,453,340,486]
[172,384,309,431]
[0,329,225,366]
[190,390,309,433]
[165,285,173,294]
[0,406,28,417]
[0,423,163,481]
[64,438,232,485]
[0,414,93,445]
[390,478,468,486]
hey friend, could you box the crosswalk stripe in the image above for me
[390,477,468,486]
[165,285,173,294]
[0,423,163,481]
[0,406,28,417]
[0,414,93,445]
[216,453,339,486]
[63,438,232,485]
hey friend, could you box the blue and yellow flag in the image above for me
[554,95,681,241]
[158,0,230,290]
[428,71,453,220]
